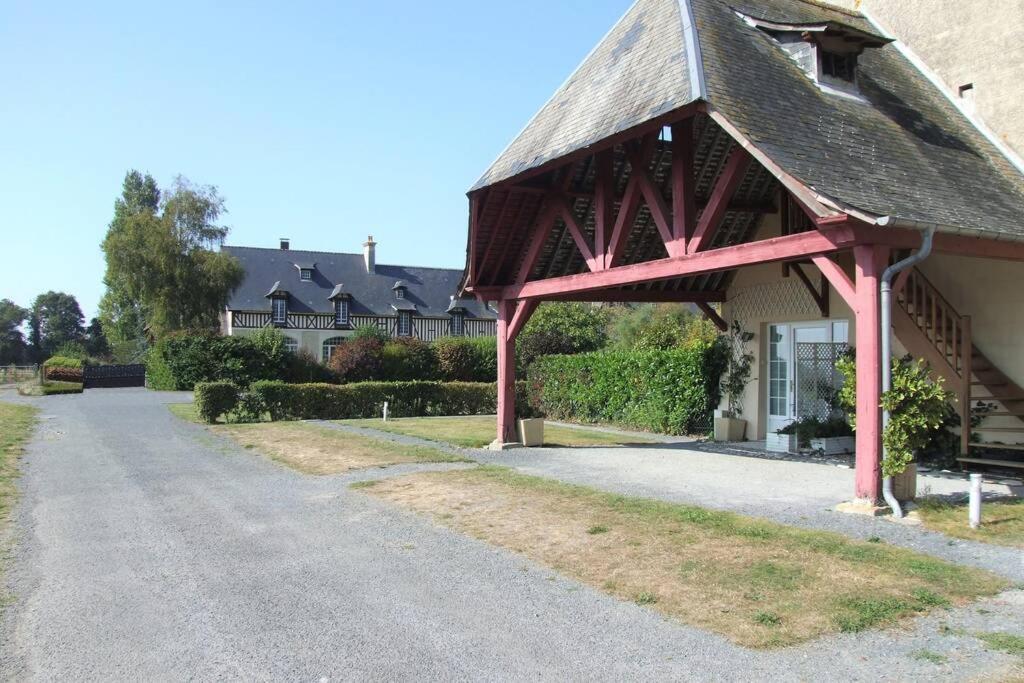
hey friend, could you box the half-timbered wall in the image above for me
[229,310,495,343]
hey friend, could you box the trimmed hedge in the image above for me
[526,341,727,435]
[433,336,496,382]
[194,381,241,423]
[43,356,84,383]
[147,333,289,391]
[195,379,536,423]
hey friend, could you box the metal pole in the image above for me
[969,473,982,529]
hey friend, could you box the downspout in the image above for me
[879,226,936,518]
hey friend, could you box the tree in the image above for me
[606,303,719,351]
[0,299,30,365]
[517,302,608,367]
[100,171,243,339]
[29,291,85,360]
[84,317,111,358]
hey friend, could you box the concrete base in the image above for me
[487,440,523,451]
[835,500,889,517]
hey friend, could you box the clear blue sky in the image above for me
[1,0,628,319]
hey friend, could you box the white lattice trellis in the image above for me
[726,278,820,325]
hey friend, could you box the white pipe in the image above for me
[880,227,936,518]
[969,473,982,529]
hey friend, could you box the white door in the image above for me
[766,320,849,434]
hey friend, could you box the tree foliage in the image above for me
[0,299,30,365]
[101,170,243,340]
[606,303,720,351]
[29,291,85,361]
[517,302,608,367]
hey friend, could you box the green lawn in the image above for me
[0,402,38,537]
[339,415,655,448]
[916,496,1024,548]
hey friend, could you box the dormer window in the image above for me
[271,297,287,326]
[820,51,857,83]
[334,299,349,327]
[395,288,404,299]
[300,268,312,282]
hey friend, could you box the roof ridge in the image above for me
[222,244,465,273]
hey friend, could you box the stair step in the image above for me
[972,381,1007,387]
[968,442,1024,451]
[973,411,1024,417]
[973,426,1024,432]
[958,457,1024,470]
[970,395,1024,402]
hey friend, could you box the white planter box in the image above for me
[810,436,855,455]
[766,432,798,453]
[713,417,746,442]
[517,418,544,447]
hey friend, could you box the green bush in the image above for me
[42,381,84,395]
[147,332,290,390]
[194,381,241,423]
[517,302,608,367]
[527,341,727,434]
[381,338,438,381]
[434,336,496,382]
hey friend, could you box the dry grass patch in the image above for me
[916,496,1024,548]
[0,402,37,527]
[361,466,1006,648]
[168,404,468,474]
[340,415,654,448]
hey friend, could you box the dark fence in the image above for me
[83,364,146,389]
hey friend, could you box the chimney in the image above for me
[279,237,290,250]
[363,235,377,274]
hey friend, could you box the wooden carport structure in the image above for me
[461,0,1024,503]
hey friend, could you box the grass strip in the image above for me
[340,415,654,448]
[361,465,1007,648]
[916,496,1023,548]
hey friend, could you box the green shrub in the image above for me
[43,356,84,382]
[283,348,335,384]
[328,335,384,383]
[247,379,294,421]
[147,332,289,390]
[194,381,241,423]
[433,336,496,382]
[42,381,84,395]
[527,341,727,434]
[517,302,608,367]
[381,338,438,381]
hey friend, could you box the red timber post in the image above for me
[853,244,889,502]
[495,299,538,446]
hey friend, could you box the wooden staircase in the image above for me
[891,268,1024,472]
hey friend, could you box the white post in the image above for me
[969,473,982,529]
[382,401,389,422]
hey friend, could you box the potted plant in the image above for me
[808,417,855,455]
[767,423,799,452]
[714,321,755,442]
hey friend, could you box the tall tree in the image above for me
[84,317,111,359]
[0,299,30,365]
[29,291,85,360]
[101,171,243,339]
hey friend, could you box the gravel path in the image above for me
[1,390,1021,681]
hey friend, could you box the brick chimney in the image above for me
[279,237,290,250]
[363,235,377,274]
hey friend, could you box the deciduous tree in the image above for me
[0,299,30,365]
[29,291,85,360]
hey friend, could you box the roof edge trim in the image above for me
[678,0,707,99]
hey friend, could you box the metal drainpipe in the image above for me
[880,226,936,518]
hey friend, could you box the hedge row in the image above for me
[194,380,535,424]
[43,356,84,382]
[526,341,727,435]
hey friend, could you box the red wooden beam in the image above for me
[545,289,726,303]
[671,118,696,248]
[593,149,613,270]
[475,190,514,287]
[696,302,727,331]
[482,225,859,301]
[687,147,752,254]
[512,185,775,213]
[606,178,642,268]
[507,299,539,341]
[555,195,599,272]
[844,224,1024,262]
[789,262,830,317]
[627,146,677,255]
[892,267,912,296]
[515,199,559,284]
[811,255,856,310]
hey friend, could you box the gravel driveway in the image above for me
[1,389,1022,681]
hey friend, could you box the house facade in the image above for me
[223,237,496,361]
[460,0,1024,502]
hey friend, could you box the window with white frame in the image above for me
[300,268,312,281]
[272,298,287,325]
[283,336,299,354]
[451,312,464,336]
[397,311,412,337]
[334,299,349,327]
[395,287,404,299]
[322,336,344,363]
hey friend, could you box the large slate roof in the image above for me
[223,246,495,319]
[472,0,1024,240]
